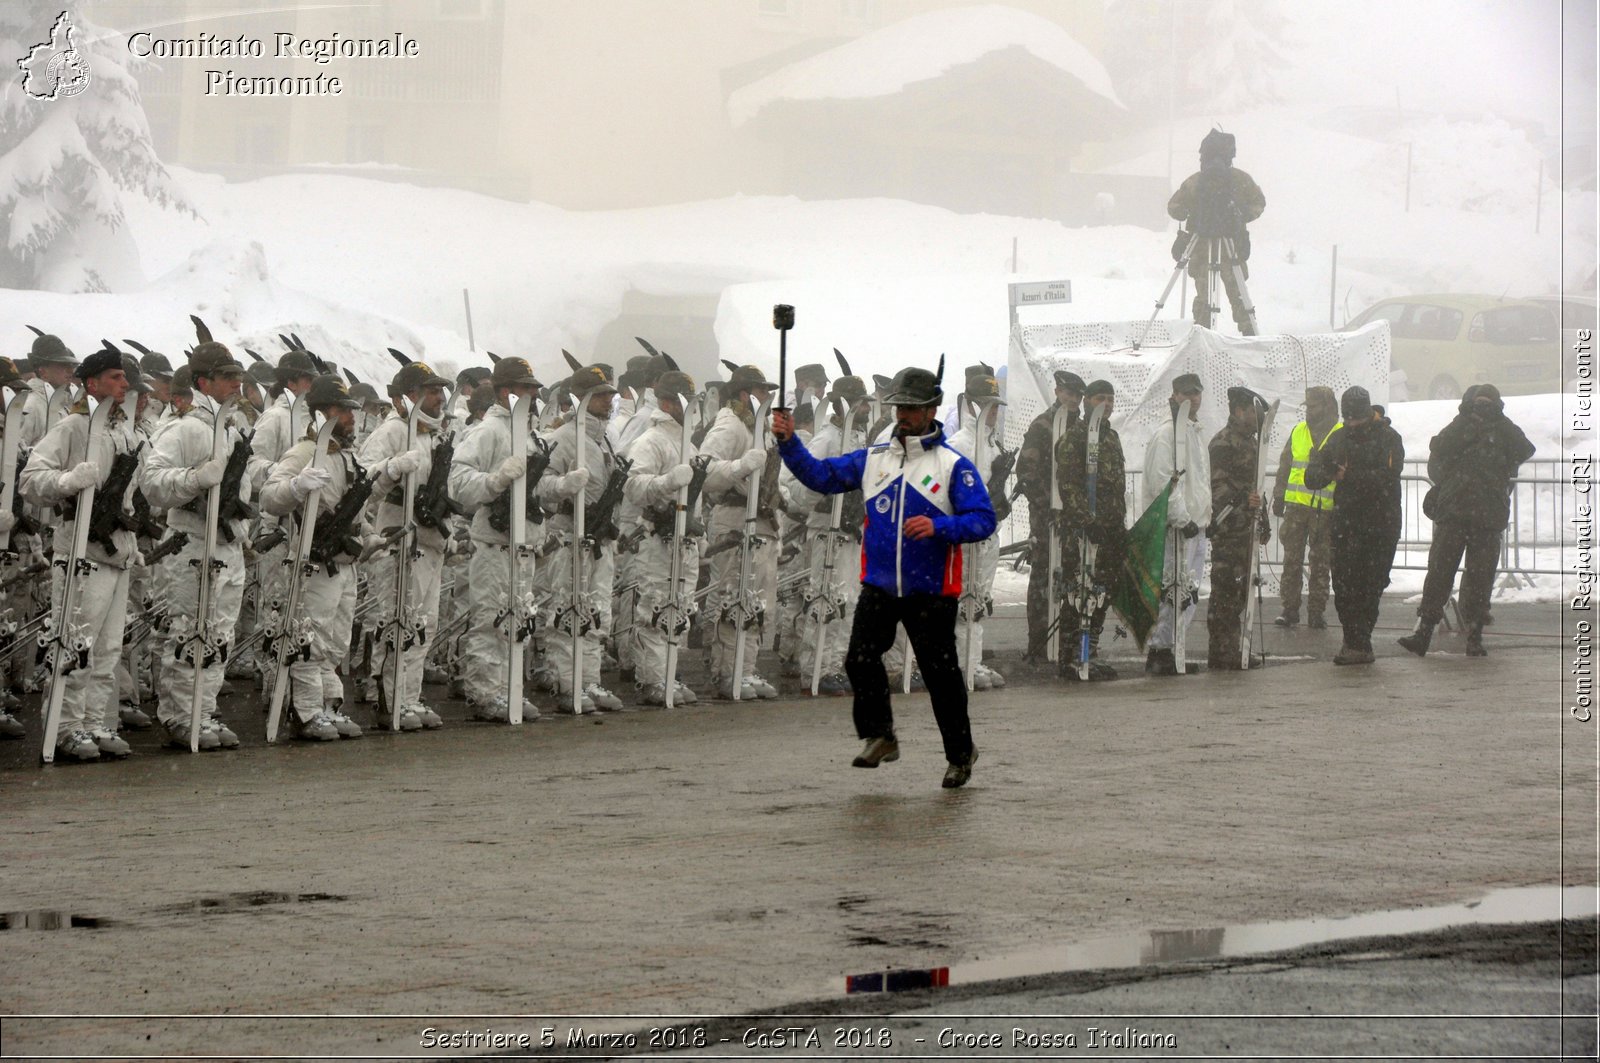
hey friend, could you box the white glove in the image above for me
[486,455,524,494]
[0,511,15,535]
[665,464,693,489]
[193,455,227,490]
[554,466,590,498]
[60,460,101,494]
[386,448,425,479]
[737,448,767,476]
[289,464,333,501]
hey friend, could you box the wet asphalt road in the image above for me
[0,595,1593,1059]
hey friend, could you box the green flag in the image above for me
[1109,483,1171,649]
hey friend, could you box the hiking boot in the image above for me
[470,699,509,723]
[671,681,699,705]
[377,707,423,732]
[448,676,466,699]
[1307,614,1328,630]
[1333,644,1375,665]
[1397,619,1434,657]
[1465,624,1487,657]
[89,728,131,758]
[746,674,779,699]
[639,683,669,707]
[55,729,101,762]
[1273,611,1299,628]
[852,736,900,768]
[413,704,444,729]
[986,666,1006,689]
[164,719,219,751]
[118,703,153,730]
[718,676,757,701]
[780,658,802,678]
[817,673,849,696]
[0,709,24,738]
[292,712,340,742]
[205,718,240,748]
[1146,648,1177,676]
[585,684,624,712]
[942,747,978,789]
[970,666,992,691]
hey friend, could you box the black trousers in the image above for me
[845,583,973,766]
[1330,517,1400,651]
[1024,505,1051,657]
[1418,520,1502,626]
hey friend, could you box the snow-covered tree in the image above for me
[0,2,193,292]
[1103,0,1294,125]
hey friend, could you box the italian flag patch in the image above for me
[921,474,941,494]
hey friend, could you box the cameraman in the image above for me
[1167,129,1265,335]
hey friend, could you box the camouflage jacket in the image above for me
[1208,421,1265,540]
[1053,416,1125,539]
[1016,402,1078,507]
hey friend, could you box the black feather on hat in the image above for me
[245,348,265,362]
[635,336,661,358]
[486,351,502,364]
[720,358,740,374]
[26,325,45,337]
[661,352,679,371]
[388,347,412,366]
[561,350,583,372]
[834,348,852,376]
[190,315,213,344]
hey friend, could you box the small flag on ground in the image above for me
[1109,483,1171,649]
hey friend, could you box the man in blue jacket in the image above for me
[772,362,996,789]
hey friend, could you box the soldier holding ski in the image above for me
[447,356,551,722]
[358,359,451,731]
[946,371,1008,690]
[1206,387,1274,670]
[1014,370,1083,661]
[140,341,253,751]
[1053,380,1126,680]
[1143,373,1210,676]
[260,375,374,740]
[699,365,779,701]
[22,350,141,762]
[538,364,627,714]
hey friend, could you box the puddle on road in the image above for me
[844,884,1596,994]
[0,911,113,930]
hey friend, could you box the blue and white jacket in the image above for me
[778,422,996,598]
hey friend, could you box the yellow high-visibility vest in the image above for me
[1282,422,1341,510]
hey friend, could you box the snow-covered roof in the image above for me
[726,4,1123,127]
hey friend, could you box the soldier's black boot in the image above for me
[1465,624,1487,657]
[1397,618,1434,657]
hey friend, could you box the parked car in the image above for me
[1341,294,1562,399]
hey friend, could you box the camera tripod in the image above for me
[1133,230,1260,350]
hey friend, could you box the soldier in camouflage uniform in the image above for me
[1052,379,1124,679]
[1207,387,1272,670]
[1167,130,1266,334]
[1014,369,1083,660]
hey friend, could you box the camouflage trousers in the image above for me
[1206,532,1255,668]
[1418,520,1502,626]
[1277,504,1332,621]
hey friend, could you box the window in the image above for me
[1471,306,1558,345]
[1353,302,1406,330]
[1394,303,1461,342]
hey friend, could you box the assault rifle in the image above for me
[145,531,190,566]
[215,436,257,541]
[308,460,374,574]
[486,435,554,534]
[87,442,146,556]
[413,430,457,536]
[582,455,634,555]
[647,454,711,539]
